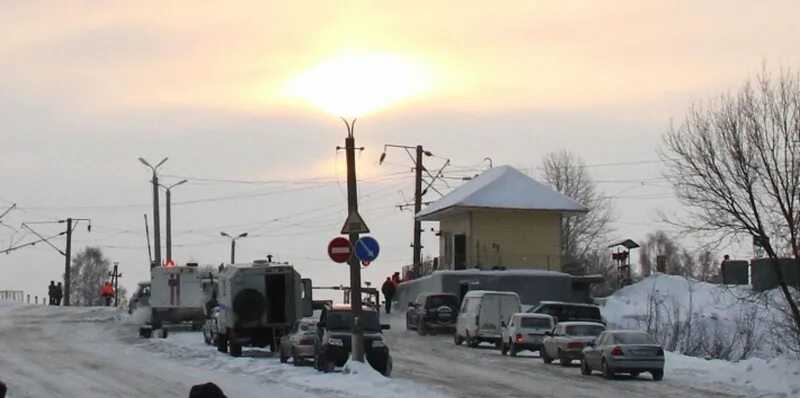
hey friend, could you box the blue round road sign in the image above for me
[354,236,380,263]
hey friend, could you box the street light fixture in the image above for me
[159,179,188,263]
[139,157,169,268]
[220,231,248,264]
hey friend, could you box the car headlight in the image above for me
[372,340,386,348]
[328,338,344,346]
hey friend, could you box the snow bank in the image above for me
[666,352,800,397]
[600,275,800,397]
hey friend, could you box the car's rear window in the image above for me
[613,332,656,344]
[565,324,605,336]
[327,310,381,332]
[426,295,458,308]
[520,317,551,328]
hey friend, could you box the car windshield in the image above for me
[614,332,656,345]
[520,317,551,328]
[426,295,458,308]
[327,310,381,332]
[565,324,605,336]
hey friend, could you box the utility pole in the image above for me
[139,157,168,268]
[108,263,122,307]
[144,214,153,267]
[379,144,447,277]
[413,145,424,276]
[64,218,72,306]
[342,118,365,362]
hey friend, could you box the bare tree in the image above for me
[542,150,614,273]
[638,230,683,277]
[661,68,800,341]
[69,247,112,306]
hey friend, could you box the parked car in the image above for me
[527,301,605,324]
[541,321,605,366]
[581,330,665,381]
[202,306,221,346]
[313,304,392,376]
[406,293,459,335]
[454,290,521,348]
[279,318,318,365]
[500,313,554,356]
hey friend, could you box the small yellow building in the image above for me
[416,165,587,272]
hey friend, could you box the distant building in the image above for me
[416,165,587,272]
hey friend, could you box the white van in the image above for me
[454,290,521,348]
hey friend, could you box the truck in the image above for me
[139,264,212,338]
[214,260,313,357]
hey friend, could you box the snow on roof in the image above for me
[416,165,587,220]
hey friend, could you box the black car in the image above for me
[313,304,392,376]
[406,293,459,335]
[527,301,605,324]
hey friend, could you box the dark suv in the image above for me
[527,301,605,324]
[313,304,392,376]
[406,293,459,335]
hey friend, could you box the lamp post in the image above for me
[220,232,248,264]
[340,117,366,363]
[139,157,168,268]
[159,179,187,263]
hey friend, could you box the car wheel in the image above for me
[509,343,518,357]
[279,347,288,363]
[651,369,664,381]
[501,341,508,356]
[602,359,615,380]
[558,350,569,367]
[454,334,463,346]
[323,358,335,373]
[216,334,228,353]
[541,347,553,364]
[159,328,168,339]
[139,327,152,339]
[292,348,301,367]
[466,333,479,348]
[229,341,242,358]
[580,358,592,375]
[382,356,393,377]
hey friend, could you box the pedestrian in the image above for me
[189,382,226,398]
[54,282,63,306]
[100,281,115,306]
[0,380,6,398]
[381,277,396,314]
[47,281,56,305]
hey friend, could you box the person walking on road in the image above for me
[381,277,396,314]
[54,282,63,306]
[47,281,56,305]
[100,281,115,306]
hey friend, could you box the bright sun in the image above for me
[282,52,433,118]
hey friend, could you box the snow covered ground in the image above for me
[600,274,800,397]
[2,284,798,398]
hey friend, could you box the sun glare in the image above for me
[282,52,433,118]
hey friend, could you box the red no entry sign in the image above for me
[328,237,353,263]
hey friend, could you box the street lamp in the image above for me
[220,231,248,264]
[159,179,187,263]
[139,157,168,268]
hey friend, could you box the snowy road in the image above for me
[382,315,748,398]
[0,302,445,398]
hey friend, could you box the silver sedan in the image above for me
[279,318,318,365]
[581,330,665,380]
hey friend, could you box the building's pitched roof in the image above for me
[416,165,587,220]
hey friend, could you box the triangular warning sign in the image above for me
[341,211,370,234]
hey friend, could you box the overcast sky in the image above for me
[1,1,799,300]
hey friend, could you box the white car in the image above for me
[500,313,554,356]
[455,290,521,348]
[541,321,605,366]
[279,318,318,365]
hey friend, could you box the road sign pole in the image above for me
[343,119,365,363]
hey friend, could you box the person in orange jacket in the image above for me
[100,281,115,306]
